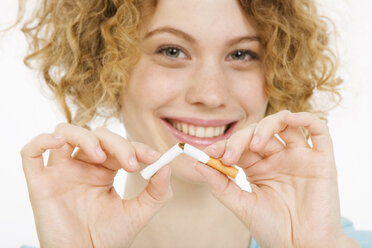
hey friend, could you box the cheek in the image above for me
[128,60,186,108]
[231,71,267,112]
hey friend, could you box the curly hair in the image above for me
[18,0,341,129]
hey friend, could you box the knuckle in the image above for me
[125,147,136,159]
[244,123,257,135]
[303,112,316,121]
[282,110,292,119]
[130,141,144,153]
[19,132,47,158]
[310,113,326,125]
[309,112,318,120]
[20,133,41,157]
[93,126,108,135]
[54,122,69,132]
[20,144,29,158]
[146,187,163,206]
[80,128,99,144]
[281,109,291,115]
[114,141,135,160]
[87,132,100,145]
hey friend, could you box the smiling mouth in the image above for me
[161,118,237,147]
[165,118,233,138]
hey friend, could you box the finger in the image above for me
[250,110,308,153]
[285,112,333,153]
[71,147,125,171]
[278,126,309,149]
[218,123,284,168]
[204,135,262,173]
[194,161,256,224]
[76,127,149,172]
[220,123,256,166]
[47,142,75,165]
[74,127,161,172]
[52,123,107,164]
[229,136,285,180]
[20,133,67,175]
[204,139,227,158]
[126,165,173,227]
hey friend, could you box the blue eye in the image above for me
[157,46,187,59]
[228,50,258,61]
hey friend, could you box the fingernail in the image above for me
[204,147,216,157]
[95,146,105,157]
[129,155,138,168]
[251,135,260,146]
[149,149,160,158]
[223,150,233,160]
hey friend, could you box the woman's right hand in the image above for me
[20,123,173,248]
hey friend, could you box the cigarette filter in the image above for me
[181,143,239,179]
[140,144,183,180]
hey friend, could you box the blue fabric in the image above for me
[249,217,372,248]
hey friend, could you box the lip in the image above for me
[162,116,236,127]
[161,118,238,148]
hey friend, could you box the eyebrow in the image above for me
[144,26,196,43]
[228,35,261,46]
[143,26,260,45]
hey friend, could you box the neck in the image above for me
[124,170,211,204]
[124,171,251,248]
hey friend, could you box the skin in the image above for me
[121,0,267,184]
[20,0,361,247]
[121,0,265,246]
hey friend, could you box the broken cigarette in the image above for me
[181,143,239,179]
[140,142,239,180]
[140,143,184,180]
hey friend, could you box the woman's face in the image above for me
[120,0,268,183]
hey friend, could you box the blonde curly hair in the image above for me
[18,0,341,129]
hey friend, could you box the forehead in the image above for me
[143,0,258,38]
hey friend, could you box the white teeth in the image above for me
[195,126,204,137]
[181,123,188,134]
[220,126,225,135]
[189,125,195,136]
[205,127,214,138]
[214,126,221,136]
[170,120,228,138]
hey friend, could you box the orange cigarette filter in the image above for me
[207,157,239,179]
[179,142,239,179]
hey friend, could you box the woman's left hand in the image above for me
[195,110,360,248]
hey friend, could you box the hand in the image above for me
[195,111,360,248]
[21,123,173,248]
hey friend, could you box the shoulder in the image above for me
[342,217,372,248]
[249,217,372,248]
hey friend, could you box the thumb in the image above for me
[126,165,173,228]
[195,162,256,225]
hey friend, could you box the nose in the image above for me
[185,58,229,109]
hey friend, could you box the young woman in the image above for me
[18,0,372,247]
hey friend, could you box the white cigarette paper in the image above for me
[140,144,183,180]
[184,143,239,178]
[183,143,209,163]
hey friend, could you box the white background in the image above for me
[1,0,371,247]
